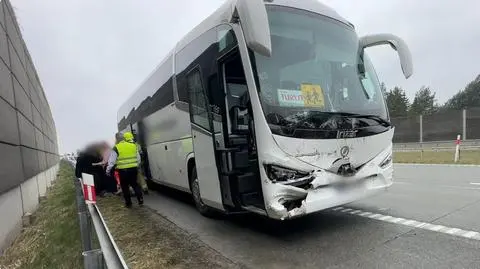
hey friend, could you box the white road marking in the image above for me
[333,207,480,241]
[393,218,407,224]
[378,215,393,221]
[359,212,372,217]
[462,231,480,239]
[402,220,417,226]
[428,225,446,232]
[446,228,461,235]
[395,182,480,191]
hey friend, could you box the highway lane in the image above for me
[143,164,480,268]
[351,164,480,231]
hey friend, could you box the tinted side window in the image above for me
[176,30,216,103]
[187,68,210,131]
[176,25,238,104]
[118,54,174,129]
[217,25,237,53]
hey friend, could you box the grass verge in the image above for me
[0,161,82,269]
[98,196,242,269]
[394,150,480,164]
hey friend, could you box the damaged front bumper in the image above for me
[264,164,393,220]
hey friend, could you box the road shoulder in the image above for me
[97,196,245,269]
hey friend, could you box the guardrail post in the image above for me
[79,211,93,251]
[463,109,467,141]
[419,115,423,143]
[83,249,105,269]
[75,179,93,252]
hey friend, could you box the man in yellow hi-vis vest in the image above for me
[106,132,143,208]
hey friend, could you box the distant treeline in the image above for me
[383,74,480,118]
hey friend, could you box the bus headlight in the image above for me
[379,154,392,169]
[265,164,312,184]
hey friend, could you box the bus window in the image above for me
[217,25,237,53]
[186,68,210,131]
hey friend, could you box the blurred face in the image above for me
[115,133,123,143]
[101,142,109,150]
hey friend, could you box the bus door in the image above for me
[186,67,225,211]
[217,49,265,210]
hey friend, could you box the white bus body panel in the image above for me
[272,129,394,170]
[142,102,192,192]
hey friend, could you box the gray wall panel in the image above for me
[20,146,39,179]
[32,105,41,129]
[13,77,32,121]
[9,46,27,92]
[0,143,23,192]
[40,118,47,134]
[34,128,44,151]
[17,112,35,148]
[46,153,53,168]
[0,58,13,106]
[30,88,40,114]
[0,24,9,66]
[0,1,5,29]
[38,150,46,171]
[44,137,50,153]
[4,9,24,72]
[0,97,18,145]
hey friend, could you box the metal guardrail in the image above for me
[69,159,129,269]
[393,140,480,152]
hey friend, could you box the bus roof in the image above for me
[118,0,350,126]
[176,0,350,53]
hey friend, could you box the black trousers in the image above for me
[103,173,118,193]
[118,167,143,206]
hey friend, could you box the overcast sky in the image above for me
[10,0,480,153]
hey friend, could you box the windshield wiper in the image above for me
[338,113,391,126]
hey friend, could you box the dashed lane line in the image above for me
[332,207,480,241]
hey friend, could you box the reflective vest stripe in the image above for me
[117,156,136,161]
[117,159,137,164]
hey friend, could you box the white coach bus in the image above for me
[117,0,413,220]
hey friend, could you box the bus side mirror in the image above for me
[234,0,272,57]
[359,33,413,79]
[231,106,249,135]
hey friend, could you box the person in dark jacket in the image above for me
[75,144,105,196]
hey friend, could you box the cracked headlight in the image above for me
[265,164,311,183]
[379,154,392,168]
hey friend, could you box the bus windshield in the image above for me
[250,5,389,139]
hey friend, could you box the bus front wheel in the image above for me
[189,165,217,217]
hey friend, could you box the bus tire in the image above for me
[189,165,217,217]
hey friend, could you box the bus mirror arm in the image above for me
[359,34,413,79]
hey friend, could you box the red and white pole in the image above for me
[81,173,96,204]
[454,134,461,163]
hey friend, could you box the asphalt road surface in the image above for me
[144,164,480,269]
